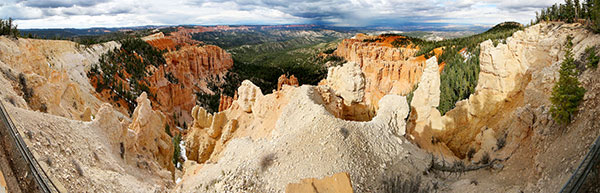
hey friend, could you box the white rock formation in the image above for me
[236,80,263,113]
[410,56,443,133]
[326,62,365,105]
[371,95,410,136]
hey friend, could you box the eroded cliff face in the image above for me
[333,34,428,111]
[398,23,600,168]
[432,23,569,158]
[430,22,600,193]
[0,36,120,120]
[143,33,233,126]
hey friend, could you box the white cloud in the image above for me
[1,0,567,28]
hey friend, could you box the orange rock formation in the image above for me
[277,74,299,91]
[143,33,233,126]
[218,94,234,112]
[333,34,429,109]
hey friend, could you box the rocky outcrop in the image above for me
[177,55,425,192]
[88,93,175,177]
[285,172,354,193]
[126,93,175,172]
[326,62,365,106]
[404,56,454,157]
[185,106,231,163]
[409,56,443,134]
[143,32,179,51]
[333,35,427,109]
[91,103,128,150]
[0,36,119,120]
[277,74,299,91]
[371,95,411,136]
[183,81,297,166]
[238,80,263,113]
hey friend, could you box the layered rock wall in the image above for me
[144,34,233,125]
[333,35,427,109]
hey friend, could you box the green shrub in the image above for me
[165,124,172,137]
[586,46,599,69]
[195,92,221,113]
[550,36,586,125]
[172,134,182,167]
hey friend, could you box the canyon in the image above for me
[144,32,233,126]
[0,22,598,193]
[333,34,428,111]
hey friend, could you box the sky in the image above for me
[1,0,564,29]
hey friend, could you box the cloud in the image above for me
[60,5,133,16]
[21,0,110,8]
[3,0,566,28]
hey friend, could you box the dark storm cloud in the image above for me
[195,0,355,20]
[60,5,132,16]
[193,0,450,25]
[21,0,110,8]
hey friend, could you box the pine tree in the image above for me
[550,4,559,21]
[592,0,600,32]
[550,36,586,125]
[575,0,582,19]
[566,0,576,22]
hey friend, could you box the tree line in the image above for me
[535,0,600,32]
[0,18,19,38]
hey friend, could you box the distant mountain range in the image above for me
[19,23,490,39]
